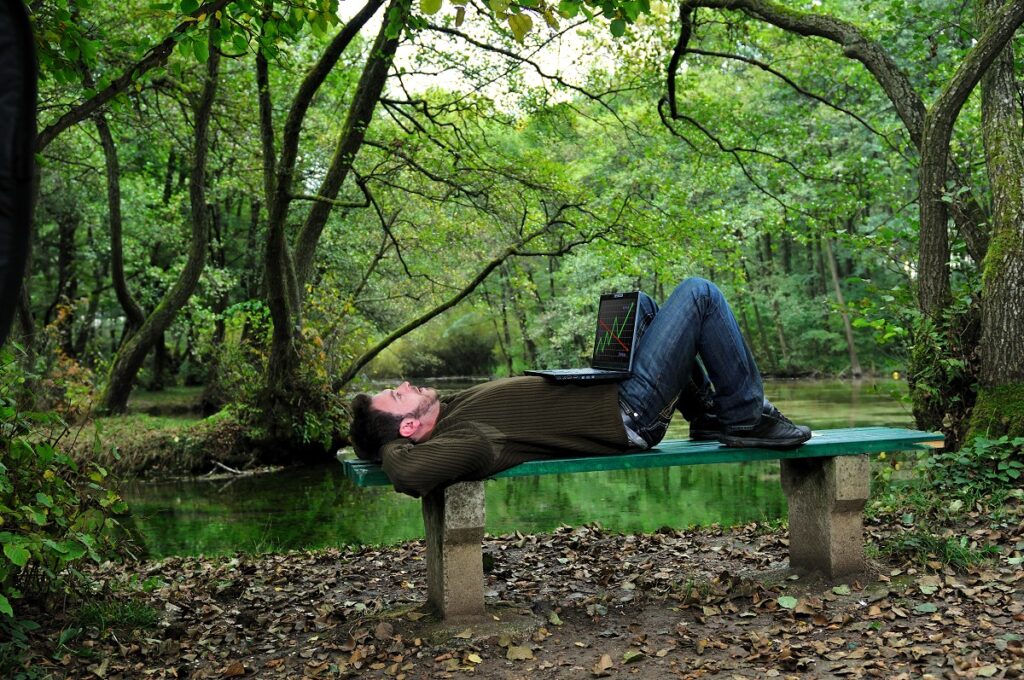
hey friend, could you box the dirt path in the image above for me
[18,518,1024,679]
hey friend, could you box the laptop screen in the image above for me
[591,291,640,371]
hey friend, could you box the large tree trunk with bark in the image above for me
[971,0,1024,438]
[97,25,220,414]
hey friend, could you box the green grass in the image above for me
[125,386,204,414]
[881,529,1000,571]
[73,598,159,632]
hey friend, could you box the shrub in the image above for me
[0,348,129,623]
[921,435,1024,502]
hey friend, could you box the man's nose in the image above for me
[398,381,410,391]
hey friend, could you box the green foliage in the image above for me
[0,349,129,627]
[375,312,498,377]
[907,286,980,449]
[200,301,272,413]
[922,436,1024,503]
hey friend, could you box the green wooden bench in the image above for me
[342,426,943,622]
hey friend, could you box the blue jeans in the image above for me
[617,278,764,447]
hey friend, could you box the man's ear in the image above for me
[399,418,419,438]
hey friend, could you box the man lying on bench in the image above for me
[348,277,811,499]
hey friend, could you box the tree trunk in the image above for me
[971,0,1024,437]
[260,0,389,415]
[825,238,862,379]
[97,24,220,414]
[291,5,407,288]
[94,113,146,336]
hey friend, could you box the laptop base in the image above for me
[524,368,631,383]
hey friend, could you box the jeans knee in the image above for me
[674,277,720,305]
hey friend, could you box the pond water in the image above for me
[121,378,912,558]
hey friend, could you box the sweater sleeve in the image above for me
[379,422,497,498]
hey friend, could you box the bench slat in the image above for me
[341,426,943,488]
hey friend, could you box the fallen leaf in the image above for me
[622,649,644,664]
[506,645,534,661]
[453,628,473,639]
[778,596,798,610]
[592,653,614,676]
[466,653,483,664]
[221,661,245,677]
[549,611,564,626]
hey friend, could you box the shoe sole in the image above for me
[688,431,720,441]
[716,433,811,450]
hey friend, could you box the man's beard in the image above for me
[408,390,438,418]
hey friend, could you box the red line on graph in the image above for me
[598,319,630,352]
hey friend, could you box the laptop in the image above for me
[525,291,640,383]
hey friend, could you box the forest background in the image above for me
[3,0,1024,636]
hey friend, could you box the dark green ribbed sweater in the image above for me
[380,376,629,497]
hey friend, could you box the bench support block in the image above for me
[781,455,868,578]
[422,481,486,621]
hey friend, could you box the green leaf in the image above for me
[181,0,200,13]
[488,0,509,13]
[80,39,100,64]
[831,584,851,596]
[23,506,47,525]
[0,593,12,617]
[231,32,248,52]
[4,543,30,568]
[914,602,938,614]
[622,649,644,664]
[558,0,579,17]
[61,542,87,561]
[508,12,532,43]
[193,37,210,63]
[777,595,798,610]
[609,18,626,37]
[42,539,69,554]
[420,0,443,14]
[35,492,53,508]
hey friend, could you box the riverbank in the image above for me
[10,507,1023,679]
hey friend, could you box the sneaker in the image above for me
[688,413,722,441]
[716,404,811,450]
[688,399,772,441]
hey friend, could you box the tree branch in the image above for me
[37,0,235,151]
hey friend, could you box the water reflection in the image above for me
[122,378,911,557]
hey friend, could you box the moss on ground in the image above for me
[66,408,252,478]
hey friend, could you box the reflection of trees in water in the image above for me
[122,464,421,557]
[488,463,786,536]
[125,459,788,558]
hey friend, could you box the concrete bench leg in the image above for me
[780,455,869,578]
[422,481,486,621]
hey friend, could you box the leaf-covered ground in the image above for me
[16,508,1024,679]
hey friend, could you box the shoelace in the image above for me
[765,403,795,426]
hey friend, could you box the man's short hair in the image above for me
[349,393,403,462]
